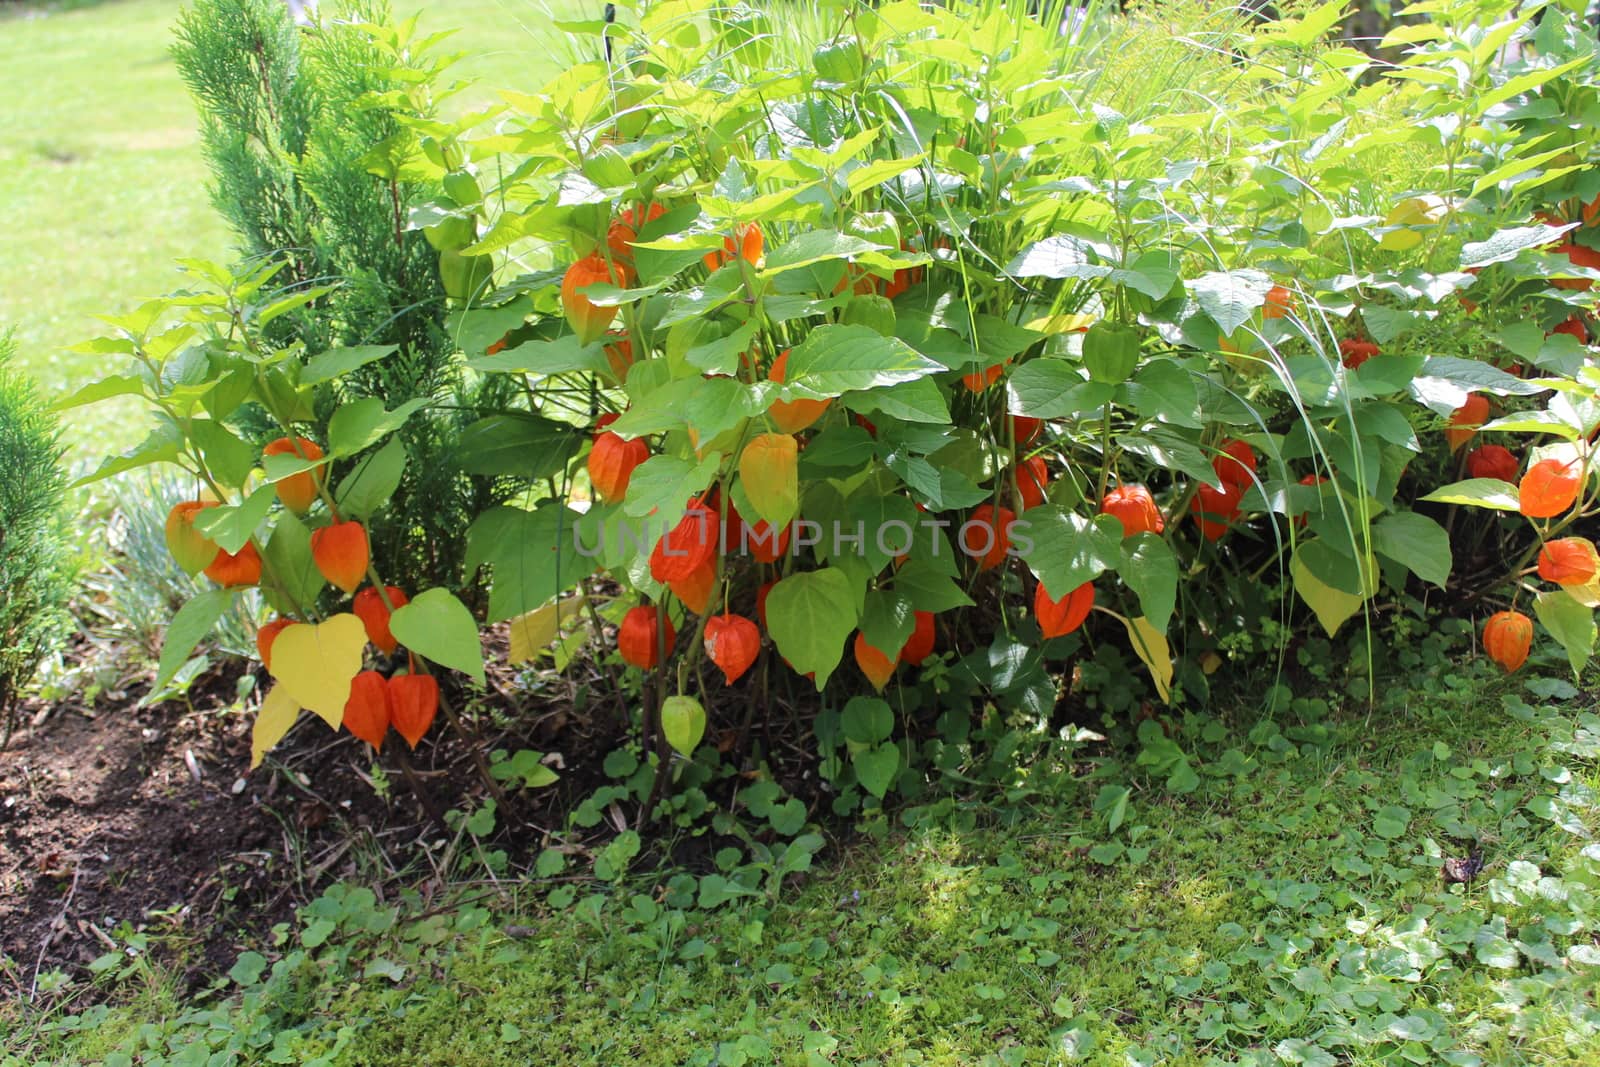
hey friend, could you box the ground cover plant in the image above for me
[12,660,1600,1065]
[3,0,1600,1062]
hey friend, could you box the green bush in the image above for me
[0,333,74,738]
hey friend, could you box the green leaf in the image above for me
[1409,355,1545,415]
[193,486,274,555]
[765,568,859,689]
[763,230,883,274]
[73,423,185,487]
[860,590,915,660]
[1460,224,1565,268]
[1534,591,1595,679]
[1188,269,1274,334]
[1120,534,1177,631]
[389,588,485,686]
[261,513,325,614]
[841,696,894,744]
[1371,512,1452,588]
[1419,478,1520,511]
[301,345,397,386]
[621,453,723,519]
[469,335,609,376]
[456,414,583,479]
[1373,805,1412,839]
[1006,361,1115,419]
[188,419,255,489]
[1019,507,1123,598]
[327,398,428,457]
[156,590,232,694]
[464,504,589,622]
[781,325,943,398]
[852,743,899,799]
[335,437,406,520]
[661,695,707,757]
[892,560,975,612]
[849,377,950,423]
[52,374,147,411]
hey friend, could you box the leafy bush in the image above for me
[0,333,74,738]
[73,0,1599,829]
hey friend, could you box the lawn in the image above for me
[0,0,567,459]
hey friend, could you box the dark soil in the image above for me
[0,634,630,999]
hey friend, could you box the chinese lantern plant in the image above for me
[67,258,492,772]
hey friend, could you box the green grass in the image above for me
[15,663,1600,1065]
[0,0,570,460]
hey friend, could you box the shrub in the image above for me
[74,0,1600,830]
[0,333,74,739]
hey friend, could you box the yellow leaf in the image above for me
[1565,578,1600,609]
[1023,311,1097,335]
[1290,552,1369,637]
[266,613,368,728]
[739,432,799,529]
[251,686,300,769]
[1122,616,1173,703]
[508,595,587,664]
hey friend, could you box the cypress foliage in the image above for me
[172,0,514,594]
[0,333,75,741]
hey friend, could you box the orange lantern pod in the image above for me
[388,673,439,749]
[261,436,324,514]
[256,617,294,669]
[767,349,831,433]
[1553,242,1600,291]
[205,541,262,588]
[1101,484,1164,538]
[961,361,1007,393]
[901,611,937,666]
[1537,538,1600,586]
[649,500,718,582]
[960,503,1015,571]
[1262,285,1296,320]
[1519,458,1582,519]
[165,500,221,576]
[742,520,791,564]
[606,202,666,263]
[1212,438,1257,490]
[1338,339,1380,369]
[1016,456,1050,510]
[1035,581,1094,639]
[704,613,761,684]
[343,670,392,752]
[603,333,636,382]
[668,558,717,615]
[310,520,370,594]
[1482,610,1533,673]
[1465,444,1519,483]
[1551,316,1589,344]
[853,632,898,691]
[703,222,764,271]
[353,585,409,655]
[588,428,650,504]
[561,252,628,344]
[618,605,675,670]
[1193,481,1243,542]
[1444,394,1489,452]
[1010,415,1043,446]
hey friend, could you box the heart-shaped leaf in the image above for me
[266,614,368,728]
